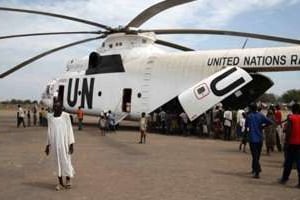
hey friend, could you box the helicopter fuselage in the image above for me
[42,33,300,121]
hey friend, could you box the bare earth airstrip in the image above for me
[0,110,299,200]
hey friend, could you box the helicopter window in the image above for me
[98,91,102,97]
[116,43,118,46]
[88,52,101,69]
[109,44,113,48]
[137,93,142,98]
[119,42,122,46]
[102,43,105,47]
[86,53,125,75]
[142,39,147,43]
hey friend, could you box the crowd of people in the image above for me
[244,102,300,186]
[147,105,239,140]
[146,104,286,149]
[97,110,117,136]
[17,104,48,127]
[15,101,300,189]
[146,102,300,186]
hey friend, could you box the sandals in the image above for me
[65,179,72,189]
[55,179,72,190]
[55,184,65,191]
[65,184,72,189]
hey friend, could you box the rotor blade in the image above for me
[155,39,194,51]
[0,31,103,40]
[125,0,196,29]
[0,7,112,30]
[141,29,300,45]
[0,35,104,78]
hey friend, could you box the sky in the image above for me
[0,0,300,101]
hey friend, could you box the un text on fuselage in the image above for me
[67,77,95,109]
[207,54,300,67]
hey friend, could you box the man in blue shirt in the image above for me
[245,103,273,178]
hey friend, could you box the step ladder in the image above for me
[114,112,129,124]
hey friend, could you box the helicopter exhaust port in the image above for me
[220,73,274,110]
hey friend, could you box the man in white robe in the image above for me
[45,102,75,191]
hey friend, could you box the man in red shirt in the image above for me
[76,106,84,130]
[275,104,283,152]
[279,103,300,187]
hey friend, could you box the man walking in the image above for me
[279,103,300,187]
[245,102,273,178]
[45,101,75,190]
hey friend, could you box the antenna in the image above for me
[242,38,249,49]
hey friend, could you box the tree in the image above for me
[281,89,300,103]
[0,99,35,105]
[258,93,277,103]
[24,99,32,104]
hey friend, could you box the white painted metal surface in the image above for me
[41,33,300,122]
[178,67,252,121]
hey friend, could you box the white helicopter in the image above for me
[1,0,300,123]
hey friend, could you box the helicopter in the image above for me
[1,0,300,123]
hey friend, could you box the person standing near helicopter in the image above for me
[246,102,273,179]
[279,103,300,188]
[139,112,147,144]
[76,106,84,130]
[17,104,26,128]
[45,101,75,190]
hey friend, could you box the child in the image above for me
[139,112,147,144]
[99,114,106,136]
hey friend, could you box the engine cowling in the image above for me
[178,66,253,121]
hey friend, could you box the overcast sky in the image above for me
[0,0,300,101]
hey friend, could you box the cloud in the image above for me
[0,0,299,100]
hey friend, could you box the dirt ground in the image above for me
[0,110,299,200]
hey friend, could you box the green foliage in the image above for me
[0,99,38,105]
[258,93,278,103]
[281,89,300,103]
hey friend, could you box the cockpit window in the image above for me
[88,52,101,69]
[86,52,125,75]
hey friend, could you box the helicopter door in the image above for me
[57,85,64,106]
[122,88,132,112]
